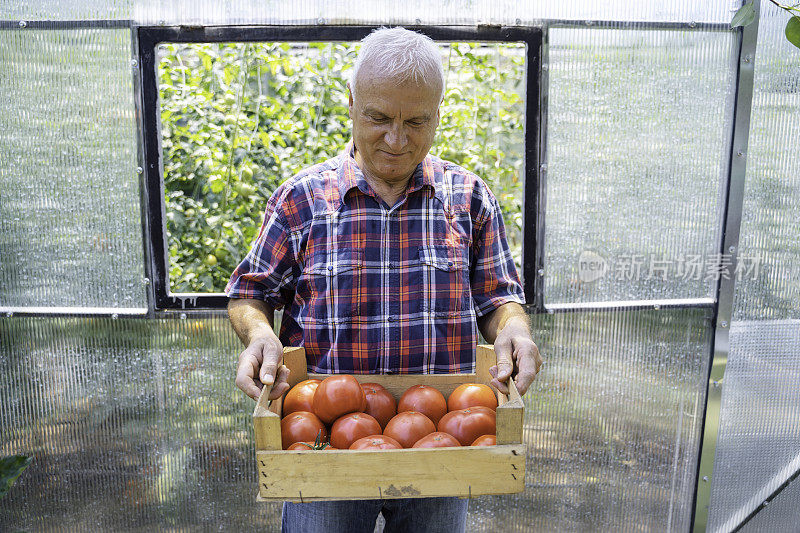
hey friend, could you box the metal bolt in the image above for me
[5,311,13,318]
[158,20,166,26]
[540,163,548,172]
[515,18,522,25]
[689,21,696,28]
[729,246,736,254]
[180,313,187,320]
[317,17,325,24]
[141,277,151,285]
[112,313,119,320]
[415,18,421,24]
[585,20,594,26]
[537,268,545,276]
[721,321,728,328]
[712,380,719,388]
[703,476,708,482]
[136,166,143,175]
[654,304,660,310]
[19,20,27,28]
[737,150,745,157]
[744,54,751,63]
[542,63,549,71]
[131,58,138,68]
[547,308,554,315]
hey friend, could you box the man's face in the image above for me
[348,69,441,186]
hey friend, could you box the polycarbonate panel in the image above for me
[0,315,282,531]
[0,28,146,309]
[707,320,800,532]
[740,473,800,533]
[467,308,712,532]
[1,2,131,21]
[1,308,711,531]
[132,0,733,26]
[732,3,800,322]
[544,28,736,305]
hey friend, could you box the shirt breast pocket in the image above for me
[418,244,471,314]
[305,248,363,319]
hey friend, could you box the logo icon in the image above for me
[578,250,608,283]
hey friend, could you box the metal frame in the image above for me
[136,24,543,310]
[691,2,761,531]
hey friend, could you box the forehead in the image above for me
[353,68,441,114]
[353,78,440,113]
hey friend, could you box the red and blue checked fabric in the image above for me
[226,143,524,374]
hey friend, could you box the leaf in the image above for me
[1,455,33,498]
[730,2,756,28]
[786,16,800,49]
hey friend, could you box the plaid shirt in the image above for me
[226,142,524,374]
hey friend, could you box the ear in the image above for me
[347,83,354,116]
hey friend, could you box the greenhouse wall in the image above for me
[1,1,799,531]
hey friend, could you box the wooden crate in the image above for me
[253,345,525,502]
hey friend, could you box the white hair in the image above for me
[350,27,445,101]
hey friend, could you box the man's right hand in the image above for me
[235,334,291,401]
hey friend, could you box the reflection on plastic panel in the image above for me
[732,3,800,322]
[133,0,733,25]
[0,315,282,531]
[467,308,711,532]
[0,29,146,309]
[544,28,737,306]
[707,320,800,532]
[0,308,711,531]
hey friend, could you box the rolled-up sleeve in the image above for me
[225,189,297,310]
[470,187,525,317]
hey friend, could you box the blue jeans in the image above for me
[281,497,468,532]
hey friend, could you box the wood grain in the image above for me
[256,445,525,501]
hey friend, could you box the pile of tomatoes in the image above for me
[280,376,499,451]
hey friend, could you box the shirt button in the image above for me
[327,266,333,272]
[388,262,394,269]
[387,316,394,322]
[448,261,453,267]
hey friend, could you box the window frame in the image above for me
[136,24,543,311]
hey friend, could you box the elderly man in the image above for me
[226,27,542,533]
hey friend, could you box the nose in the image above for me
[384,122,407,151]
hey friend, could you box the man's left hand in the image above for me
[489,315,542,395]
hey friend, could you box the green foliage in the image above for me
[732,1,800,50]
[786,16,800,49]
[159,41,525,292]
[1,454,32,498]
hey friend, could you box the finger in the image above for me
[259,341,283,385]
[235,359,263,401]
[494,338,514,381]
[491,377,510,395]
[268,365,291,400]
[513,346,541,395]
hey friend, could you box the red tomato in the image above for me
[350,435,402,450]
[383,411,436,448]
[330,413,382,450]
[363,385,397,429]
[361,382,386,391]
[283,379,321,416]
[280,411,327,450]
[312,375,367,424]
[471,434,497,446]
[447,383,498,411]
[412,432,461,448]
[437,407,496,446]
[398,385,447,425]
[287,441,337,451]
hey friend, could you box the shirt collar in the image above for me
[337,140,443,203]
